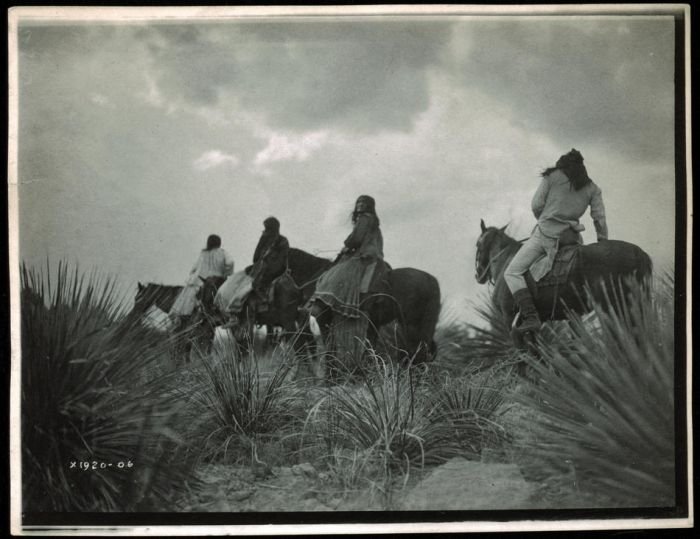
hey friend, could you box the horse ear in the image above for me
[500,224,508,233]
[199,276,206,283]
[480,219,486,233]
[138,282,144,291]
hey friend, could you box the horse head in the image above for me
[133,282,157,313]
[133,282,183,317]
[475,219,511,284]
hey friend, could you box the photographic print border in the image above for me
[7,4,693,535]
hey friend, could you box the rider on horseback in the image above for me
[504,149,608,333]
[247,216,290,311]
[170,234,234,325]
[309,195,388,318]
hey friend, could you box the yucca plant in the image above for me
[437,295,525,378]
[20,261,195,512]
[515,273,675,507]
[187,335,305,466]
[306,349,510,486]
[426,374,509,460]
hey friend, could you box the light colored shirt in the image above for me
[190,248,234,279]
[531,169,607,240]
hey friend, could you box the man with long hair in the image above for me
[504,149,608,332]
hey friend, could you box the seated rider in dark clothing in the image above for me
[343,195,387,298]
[248,216,290,309]
[309,195,389,318]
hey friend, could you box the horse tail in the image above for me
[634,247,654,301]
[419,274,442,361]
[636,247,653,282]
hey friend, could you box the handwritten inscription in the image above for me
[69,460,134,470]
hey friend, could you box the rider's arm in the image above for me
[590,185,608,240]
[253,236,266,263]
[223,249,235,276]
[190,253,201,275]
[344,214,371,251]
[531,176,551,219]
[264,237,289,274]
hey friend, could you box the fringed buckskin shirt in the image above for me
[532,169,607,239]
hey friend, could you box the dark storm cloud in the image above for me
[136,20,453,133]
[457,18,675,162]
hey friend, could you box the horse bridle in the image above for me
[475,236,515,285]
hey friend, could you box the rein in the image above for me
[476,244,515,284]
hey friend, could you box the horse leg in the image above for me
[310,307,339,383]
[265,323,277,348]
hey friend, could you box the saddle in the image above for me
[360,260,392,306]
[255,270,295,312]
[525,244,581,297]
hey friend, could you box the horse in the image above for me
[198,248,333,354]
[475,219,653,344]
[200,248,442,366]
[131,282,183,320]
[130,281,211,360]
[309,261,442,366]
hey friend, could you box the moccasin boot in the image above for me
[512,289,542,333]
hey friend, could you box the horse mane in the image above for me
[142,282,182,290]
[287,247,333,287]
[288,247,331,266]
[134,282,183,314]
[486,226,522,255]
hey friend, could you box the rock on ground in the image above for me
[401,457,536,510]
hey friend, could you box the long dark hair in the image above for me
[542,149,592,191]
[205,234,221,251]
[351,195,380,226]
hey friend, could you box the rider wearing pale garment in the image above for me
[504,148,608,332]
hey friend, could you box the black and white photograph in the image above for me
[8,4,692,534]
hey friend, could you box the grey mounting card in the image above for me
[7,4,693,536]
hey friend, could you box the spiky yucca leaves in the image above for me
[427,374,509,460]
[306,350,509,484]
[21,262,194,512]
[516,274,675,507]
[187,335,305,465]
[432,296,523,378]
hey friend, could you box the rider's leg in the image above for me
[504,231,551,332]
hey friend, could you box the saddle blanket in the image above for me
[214,270,253,313]
[528,245,580,288]
[143,305,177,333]
[169,284,199,317]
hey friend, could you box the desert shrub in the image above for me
[304,349,510,505]
[20,262,194,512]
[186,335,306,466]
[516,274,676,507]
[426,374,509,460]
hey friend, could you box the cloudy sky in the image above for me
[13,8,681,322]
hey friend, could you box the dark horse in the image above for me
[307,257,442,365]
[199,247,442,364]
[197,248,334,353]
[475,219,653,342]
[130,282,213,358]
[131,282,183,321]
